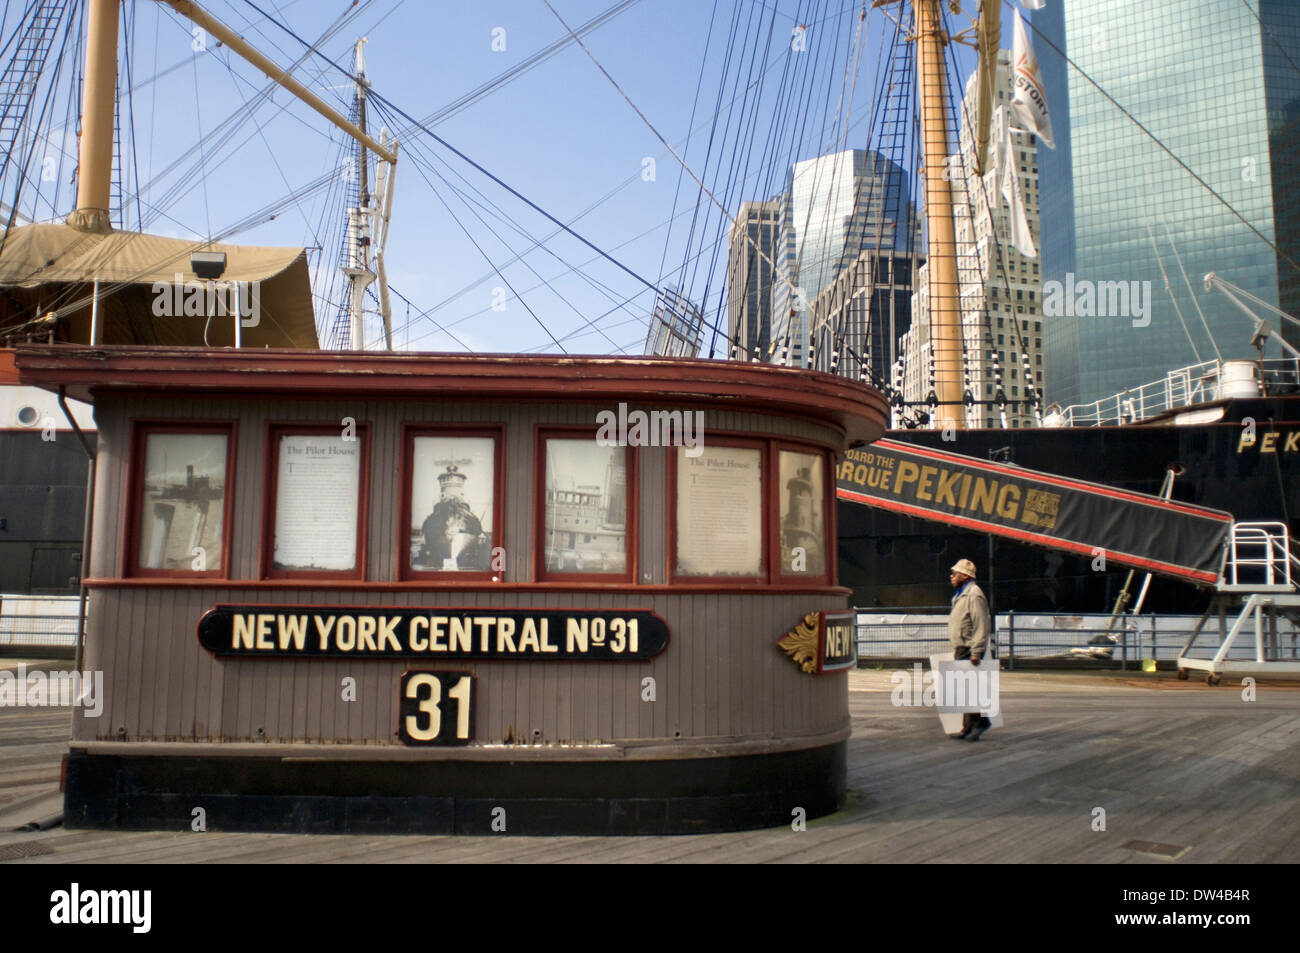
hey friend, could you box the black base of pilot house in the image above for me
[64,743,846,835]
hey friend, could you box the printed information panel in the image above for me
[198,605,670,660]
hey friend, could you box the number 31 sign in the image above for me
[399,670,475,745]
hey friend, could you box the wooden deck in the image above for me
[3,666,1298,863]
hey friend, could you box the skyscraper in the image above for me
[726,200,779,362]
[727,148,917,370]
[899,50,1044,429]
[1036,0,1300,407]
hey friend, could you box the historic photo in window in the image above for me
[779,449,825,575]
[543,439,627,574]
[137,431,227,571]
[272,433,361,572]
[676,445,762,576]
[409,435,495,572]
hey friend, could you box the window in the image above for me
[778,448,827,578]
[264,424,369,579]
[401,426,503,579]
[538,432,634,580]
[128,423,234,577]
[672,440,765,580]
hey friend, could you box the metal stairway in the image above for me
[1177,522,1300,683]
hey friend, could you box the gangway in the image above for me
[836,441,1300,684]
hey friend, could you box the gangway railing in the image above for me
[1219,521,1294,592]
[1178,522,1300,682]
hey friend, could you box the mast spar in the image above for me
[67,0,119,233]
[912,0,964,430]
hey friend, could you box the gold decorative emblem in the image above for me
[1022,488,1061,530]
[778,612,822,674]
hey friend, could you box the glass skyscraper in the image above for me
[1036,0,1300,407]
[770,149,916,366]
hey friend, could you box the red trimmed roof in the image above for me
[13,344,888,446]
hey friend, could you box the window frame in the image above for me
[124,420,237,579]
[534,427,638,584]
[773,439,835,586]
[398,424,505,582]
[666,434,769,586]
[260,422,371,581]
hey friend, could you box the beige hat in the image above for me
[950,558,977,578]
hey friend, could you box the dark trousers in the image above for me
[953,645,991,731]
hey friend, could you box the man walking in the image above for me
[947,558,993,741]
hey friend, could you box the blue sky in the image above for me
[9,0,999,355]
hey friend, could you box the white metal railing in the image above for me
[1057,357,1300,427]
[1222,522,1293,590]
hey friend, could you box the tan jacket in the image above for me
[948,581,991,659]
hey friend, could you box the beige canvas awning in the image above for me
[0,223,319,349]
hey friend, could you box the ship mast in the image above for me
[913,0,963,430]
[67,0,119,233]
[344,38,375,351]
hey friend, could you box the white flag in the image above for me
[1010,10,1055,149]
[1020,0,1046,10]
[1000,116,1037,258]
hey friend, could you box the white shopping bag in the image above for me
[928,653,1005,735]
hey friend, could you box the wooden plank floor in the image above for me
[2,668,1298,863]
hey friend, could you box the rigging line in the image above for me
[384,282,474,352]
[381,27,800,336]
[0,1,76,254]
[656,0,719,287]
[1157,203,1223,362]
[213,41,329,246]
[390,119,637,312]
[403,146,568,354]
[137,2,365,224]
[681,0,763,313]
[389,170,718,345]
[189,45,212,243]
[244,0,646,135]
[695,0,778,294]
[538,0,819,314]
[749,0,827,357]
[363,86,665,299]
[703,0,780,356]
[768,0,840,357]
[1010,0,1300,279]
[402,144,628,354]
[783,0,854,359]
[674,0,747,297]
[124,0,143,231]
[952,73,1028,419]
[1237,0,1300,82]
[1143,219,1203,364]
[390,118,639,336]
